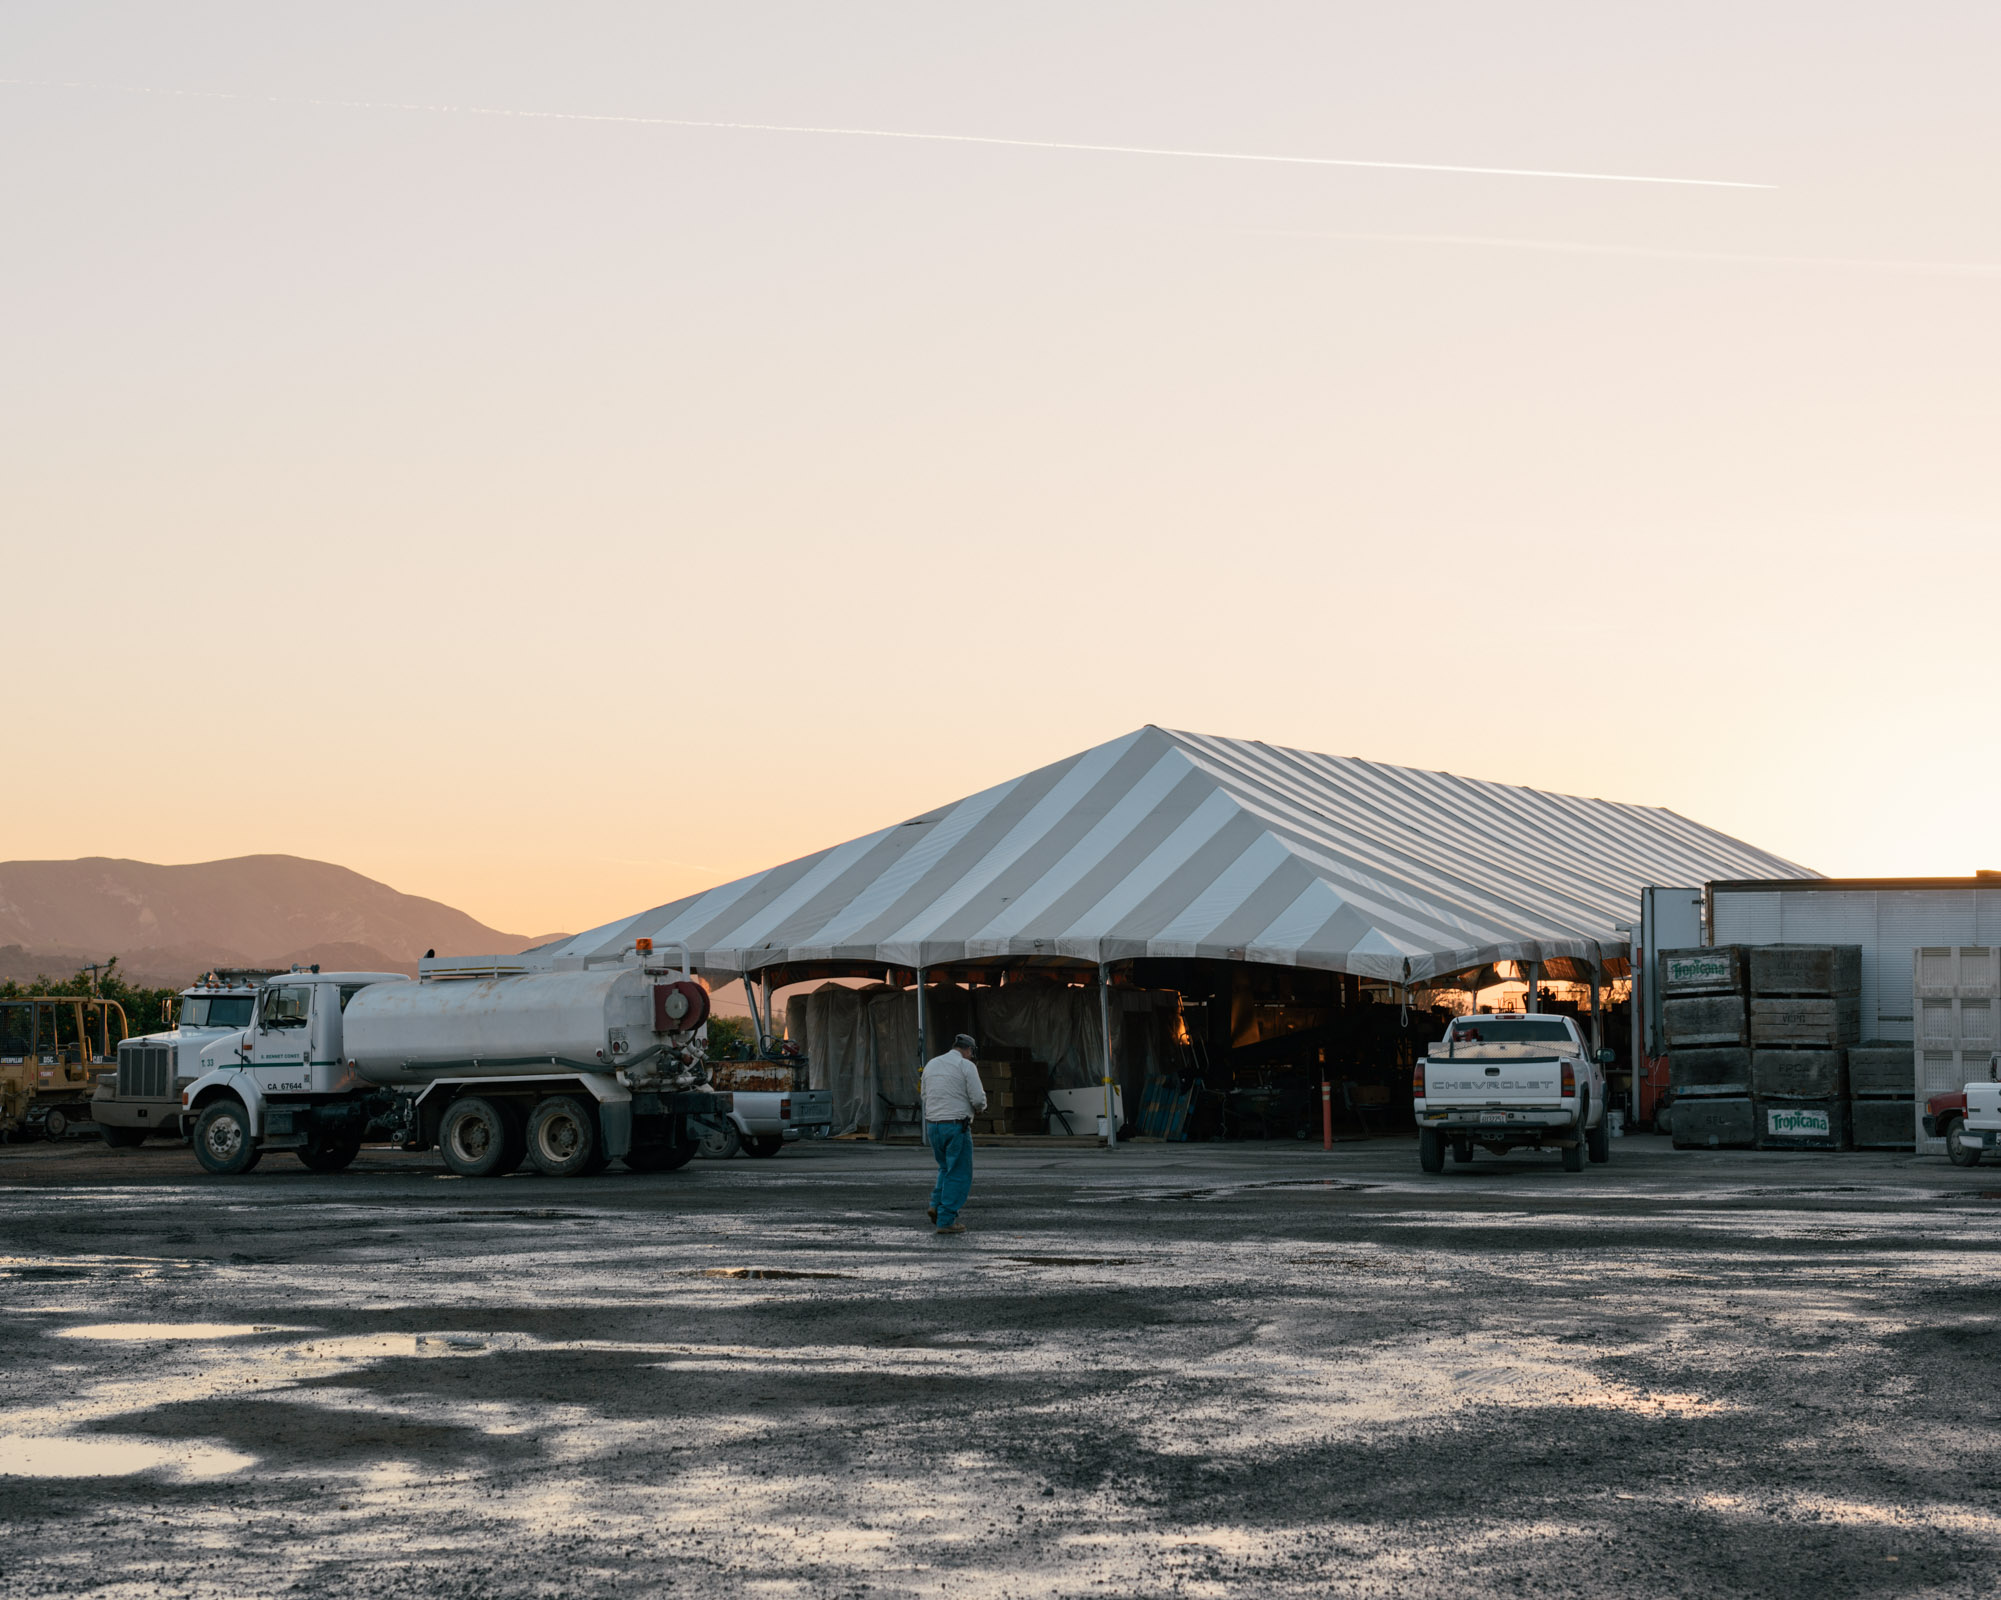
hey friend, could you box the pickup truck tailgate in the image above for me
[1424,1059,1566,1106]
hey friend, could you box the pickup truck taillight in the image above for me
[779,1097,791,1121]
[1412,1060,1425,1097]
[1561,1062,1576,1096]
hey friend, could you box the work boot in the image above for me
[935,1222,965,1234]
[928,1207,937,1224]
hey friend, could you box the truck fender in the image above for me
[184,1068,267,1136]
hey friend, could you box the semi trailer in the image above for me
[179,946,730,1177]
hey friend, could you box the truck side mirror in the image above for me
[1597,1048,1617,1066]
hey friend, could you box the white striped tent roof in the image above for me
[546,727,1815,983]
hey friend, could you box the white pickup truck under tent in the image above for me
[538,727,1814,1137]
[545,725,1812,985]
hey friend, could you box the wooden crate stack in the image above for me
[1848,1043,1918,1150]
[1661,946,1757,1149]
[1749,945,1860,1150]
[973,1047,1049,1136]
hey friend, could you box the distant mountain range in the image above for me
[0,856,565,987]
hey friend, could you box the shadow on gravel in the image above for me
[80,1397,545,1468]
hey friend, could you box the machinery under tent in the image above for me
[537,727,1814,1140]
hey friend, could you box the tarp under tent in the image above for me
[781,979,1185,1140]
[543,725,1815,984]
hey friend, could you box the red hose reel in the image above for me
[652,980,711,1035]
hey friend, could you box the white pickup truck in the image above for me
[696,1088,835,1158]
[1413,1014,1613,1173]
[1939,1079,2001,1166]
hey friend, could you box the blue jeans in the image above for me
[927,1120,973,1227]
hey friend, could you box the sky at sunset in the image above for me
[5,3,1997,937]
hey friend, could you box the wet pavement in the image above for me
[4,1134,2000,1598]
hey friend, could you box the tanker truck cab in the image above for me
[1413,1013,1614,1174]
[183,970,408,1174]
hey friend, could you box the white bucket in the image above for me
[1606,1110,1626,1138]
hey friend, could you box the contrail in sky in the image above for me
[0,78,1774,190]
[1253,228,1998,275]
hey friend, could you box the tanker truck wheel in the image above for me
[192,1101,262,1175]
[526,1096,600,1179]
[439,1097,517,1178]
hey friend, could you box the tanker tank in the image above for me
[341,967,701,1087]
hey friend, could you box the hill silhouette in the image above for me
[0,856,559,986]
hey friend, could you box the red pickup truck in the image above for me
[1923,1091,1980,1167]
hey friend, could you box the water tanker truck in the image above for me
[179,946,730,1177]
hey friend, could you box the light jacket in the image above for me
[921,1050,987,1122]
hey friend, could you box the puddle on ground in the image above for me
[1007,1257,1131,1267]
[1075,1178,1377,1205]
[56,1323,309,1341]
[698,1267,855,1281]
[0,1434,254,1479]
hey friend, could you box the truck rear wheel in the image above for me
[1945,1117,1982,1167]
[440,1097,515,1178]
[44,1106,72,1141]
[744,1135,786,1158]
[192,1101,262,1175]
[1418,1126,1445,1173]
[99,1123,146,1149]
[526,1096,599,1178]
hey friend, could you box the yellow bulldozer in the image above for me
[0,996,130,1141]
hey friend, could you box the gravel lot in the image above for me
[4,1133,1999,1598]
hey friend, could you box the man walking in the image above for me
[922,1032,986,1234]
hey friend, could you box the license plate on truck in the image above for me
[1480,1111,1508,1123]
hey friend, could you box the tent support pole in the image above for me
[761,971,775,1053]
[1099,961,1117,1149]
[1589,968,1602,1056]
[1526,961,1541,1012]
[916,966,928,1071]
[741,973,766,1050]
[1630,943,1644,1127]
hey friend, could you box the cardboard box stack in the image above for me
[973,1046,1049,1136]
